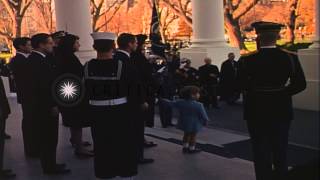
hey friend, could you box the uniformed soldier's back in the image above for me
[85,59,128,101]
[244,48,293,88]
[240,47,306,121]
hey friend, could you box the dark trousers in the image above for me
[220,84,240,104]
[145,97,155,128]
[21,103,39,157]
[136,117,145,160]
[36,111,59,171]
[247,120,291,180]
[201,85,218,107]
[0,117,6,170]
[158,99,172,128]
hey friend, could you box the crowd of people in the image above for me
[0,21,308,180]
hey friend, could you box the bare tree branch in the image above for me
[233,0,260,20]
[161,0,192,27]
[91,0,126,32]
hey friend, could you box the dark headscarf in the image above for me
[55,34,83,77]
[57,34,79,54]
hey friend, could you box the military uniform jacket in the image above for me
[84,58,138,178]
[131,51,157,99]
[238,48,306,121]
[84,59,130,103]
[27,52,57,110]
[114,50,145,105]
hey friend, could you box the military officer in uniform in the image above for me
[85,32,139,179]
[0,72,15,178]
[238,21,307,180]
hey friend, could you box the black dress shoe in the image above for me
[4,133,11,139]
[144,142,157,148]
[212,105,220,109]
[25,152,40,158]
[182,148,189,153]
[75,150,94,158]
[138,158,154,164]
[0,169,16,178]
[188,148,201,154]
[43,166,71,175]
[167,123,175,127]
[82,141,91,147]
[55,163,66,169]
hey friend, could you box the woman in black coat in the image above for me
[55,34,93,157]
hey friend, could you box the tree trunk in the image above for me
[286,24,295,44]
[92,18,98,32]
[225,16,246,50]
[15,16,23,38]
[287,0,299,44]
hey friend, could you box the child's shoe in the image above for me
[182,147,189,153]
[188,148,201,154]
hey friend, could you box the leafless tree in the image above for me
[160,0,192,27]
[159,0,261,50]
[33,0,55,33]
[91,0,126,32]
[158,6,179,41]
[223,0,261,50]
[0,0,34,40]
[285,0,301,43]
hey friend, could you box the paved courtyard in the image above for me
[3,97,319,180]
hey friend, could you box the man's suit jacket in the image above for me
[27,52,57,111]
[198,64,220,86]
[9,53,30,104]
[113,50,144,105]
[220,59,239,86]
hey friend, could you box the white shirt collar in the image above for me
[117,49,130,58]
[260,46,277,49]
[33,50,46,58]
[16,51,30,58]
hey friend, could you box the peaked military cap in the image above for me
[251,21,284,33]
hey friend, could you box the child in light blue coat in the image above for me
[164,86,209,154]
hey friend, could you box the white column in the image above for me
[310,0,319,48]
[191,0,226,48]
[179,0,239,69]
[295,0,320,111]
[54,0,95,63]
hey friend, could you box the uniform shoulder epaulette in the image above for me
[241,50,258,57]
[279,48,298,55]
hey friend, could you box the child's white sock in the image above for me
[183,143,189,148]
